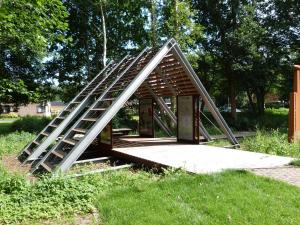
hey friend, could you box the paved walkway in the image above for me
[250,166,300,187]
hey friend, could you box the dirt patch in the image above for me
[39,213,98,225]
[1,154,35,181]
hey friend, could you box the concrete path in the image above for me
[113,140,293,173]
[250,166,300,187]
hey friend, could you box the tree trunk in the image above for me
[229,77,237,120]
[150,0,157,48]
[256,88,265,115]
[172,0,179,40]
[170,0,178,113]
[246,89,256,112]
[100,4,107,67]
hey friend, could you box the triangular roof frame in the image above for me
[31,38,239,173]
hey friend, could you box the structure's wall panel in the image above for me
[139,99,154,137]
[178,96,193,140]
[177,96,199,143]
[289,66,300,142]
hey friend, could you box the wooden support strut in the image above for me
[288,65,300,142]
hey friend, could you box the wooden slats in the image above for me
[42,162,54,172]
[91,108,107,111]
[33,140,40,145]
[73,128,87,133]
[52,149,66,158]
[41,132,50,137]
[63,138,77,146]
[82,118,97,122]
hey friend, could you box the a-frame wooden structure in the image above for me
[18,39,239,174]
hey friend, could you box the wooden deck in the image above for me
[111,136,293,173]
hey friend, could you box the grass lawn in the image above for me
[0,123,12,135]
[96,170,300,225]
[0,117,300,224]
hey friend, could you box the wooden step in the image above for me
[57,116,65,120]
[91,108,107,111]
[33,140,40,145]
[102,98,115,101]
[52,149,66,158]
[41,161,54,172]
[50,124,58,128]
[82,118,97,122]
[41,132,50,137]
[73,128,87,133]
[63,138,77,145]
[24,149,31,155]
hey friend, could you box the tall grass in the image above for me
[0,132,34,157]
[241,129,300,157]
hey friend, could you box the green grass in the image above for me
[1,168,300,224]
[96,170,300,225]
[0,131,35,157]
[0,114,300,224]
[0,123,12,135]
[208,129,300,158]
[290,159,300,167]
[241,129,300,157]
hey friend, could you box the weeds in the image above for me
[241,129,300,157]
[0,132,34,157]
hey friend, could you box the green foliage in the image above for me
[0,123,12,135]
[241,130,300,157]
[0,80,36,105]
[0,130,300,223]
[0,113,18,119]
[112,108,138,130]
[0,0,68,57]
[0,173,96,223]
[11,116,52,133]
[290,159,300,167]
[0,0,69,105]
[0,131,34,157]
[215,108,289,131]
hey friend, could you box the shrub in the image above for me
[241,129,300,157]
[0,113,18,119]
[10,116,52,133]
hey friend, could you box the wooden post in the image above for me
[288,65,300,142]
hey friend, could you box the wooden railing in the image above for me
[288,65,300,142]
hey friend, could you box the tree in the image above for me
[0,0,68,106]
[48,0,149,101]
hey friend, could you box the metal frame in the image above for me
[26,57,129,161]
[21,60,114,161]
[146,83,212,141]
[55,40,174,172]
[32,47,152,173]
[171,43,239,146]
[154,111,173,136]
[29,38,238,174]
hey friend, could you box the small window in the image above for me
[37,105,45,113]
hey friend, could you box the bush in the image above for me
[241,129,300,157]
[10,116,52,133]
[0,113,18,119]
[201,108,289,132]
